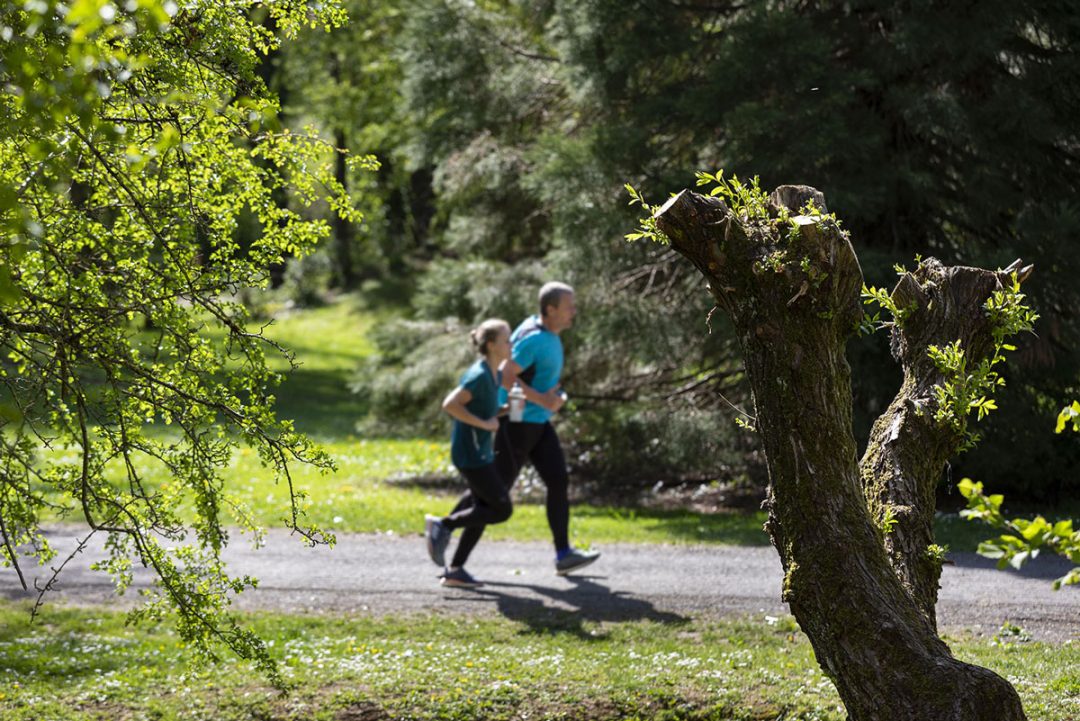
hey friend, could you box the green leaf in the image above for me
[977,540,1006,559]
[1019,517,1050,543]
[957,477,980,498]
[1056,401,1080,433]
[1008,550,1030,570]
[1052,519,1074,537]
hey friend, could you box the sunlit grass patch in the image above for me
[0,604,838,721]
[39,431,1000,549]
[36,433,769,546]
[259,297,382,374]
[218,437,451,532]
[221,438,773,545]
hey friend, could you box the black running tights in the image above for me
[450,419,571,568]
[443,462,512,568]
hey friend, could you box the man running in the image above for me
[495,282,600,575]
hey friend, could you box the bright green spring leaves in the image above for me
[625,171,838,250]
[1056,401,1080,434]
[922,274,1037,450]
[958,401,1080,590]
[1,0,372,685]
[862,267,1038,451]
[959,477,1080,590]
[623,183,669,244]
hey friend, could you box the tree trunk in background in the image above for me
[655,187,1026,721]
[332,124,356,289]
[254,10,290,288]
[326,48,357,288]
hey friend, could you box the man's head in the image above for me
[539,282,576,334]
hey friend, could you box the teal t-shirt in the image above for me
[450,359,501,468]
[501,316,563,424]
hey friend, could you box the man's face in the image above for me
[547,292,577,333]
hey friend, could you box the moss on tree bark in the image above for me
[655,187,1026,721]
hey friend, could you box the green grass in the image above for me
[248,296,384,440]
[262,300,380,374]
[64,430,1002,548]
[1,601,1076,721]
[129,436,768,546]
[46,429,1019,549]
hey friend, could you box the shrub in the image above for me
[280,249,335,308]
[567,404,758,489]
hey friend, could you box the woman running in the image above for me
[424,318,515,587]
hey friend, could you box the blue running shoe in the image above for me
[424,514,451,566]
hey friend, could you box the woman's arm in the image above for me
[442,386,498,431]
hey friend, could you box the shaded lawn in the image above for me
[270,366,368,439]
[234,296,380,440]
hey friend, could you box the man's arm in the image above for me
[504,359,565,413]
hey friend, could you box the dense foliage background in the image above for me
[264,0,1079,503]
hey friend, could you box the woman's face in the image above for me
[488,327,511,363]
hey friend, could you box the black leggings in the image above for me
[443,463,512,568]
[495,419,570,551]
[449,419,571,565]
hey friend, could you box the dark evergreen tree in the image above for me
[552,0,1080,496]
[312,0,1080,497]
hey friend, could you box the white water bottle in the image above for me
[508,382,526,422]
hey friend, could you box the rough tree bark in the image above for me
[859,257,1032,624]
[654,186,1027,721]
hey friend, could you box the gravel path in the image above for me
[3,526,1077,642]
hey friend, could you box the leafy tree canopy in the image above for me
[1,0,373,683]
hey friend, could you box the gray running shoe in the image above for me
[555,548,601,576]
[441,567,483,588]
[424,514,451,566]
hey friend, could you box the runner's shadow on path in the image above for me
[446,575,688,639]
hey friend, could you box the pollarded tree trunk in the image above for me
[654,186,1026,721]
[859,258,1032,625]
